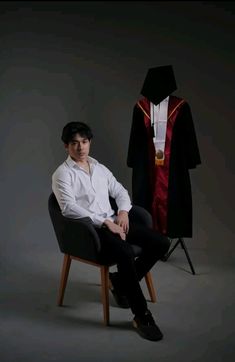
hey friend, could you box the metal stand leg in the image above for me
[179,238,196,275]
[162,238,196,275]
[162,238,180,261]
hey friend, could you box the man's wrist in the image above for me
[118,210,128,215]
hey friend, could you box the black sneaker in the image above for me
[109,272,130,309]
[133,310,163,341]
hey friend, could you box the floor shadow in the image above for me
[1,266,133,330]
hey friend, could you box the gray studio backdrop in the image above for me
[0,1,234,268]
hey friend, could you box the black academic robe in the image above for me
[127,96,201,238]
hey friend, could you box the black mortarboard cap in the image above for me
[141,65,177,105]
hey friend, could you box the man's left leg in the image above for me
[126,223,170,281]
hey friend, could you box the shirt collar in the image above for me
[65,155,98,169]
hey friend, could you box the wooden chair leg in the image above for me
[100,265,110,326]
[57,254,71,306]
[145,272,157,303]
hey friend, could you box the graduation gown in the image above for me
[127,96,201,238]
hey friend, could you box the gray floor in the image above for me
[1,237,235,362]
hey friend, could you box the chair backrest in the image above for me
[48,193,102,261]
[48,193,67,253]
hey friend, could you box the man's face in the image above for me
[65,133,91,163]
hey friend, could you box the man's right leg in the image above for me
[96,227,147,316]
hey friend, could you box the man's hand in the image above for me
[115,210,129,234]
[103,219,126,240]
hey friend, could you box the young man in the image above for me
[52,122,170,341]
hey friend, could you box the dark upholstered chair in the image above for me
[48,193,157,325]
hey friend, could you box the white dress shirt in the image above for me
[52,155,132,227]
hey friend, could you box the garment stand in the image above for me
[162,237,196,275]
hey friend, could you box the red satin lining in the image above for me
[138,97,184,234]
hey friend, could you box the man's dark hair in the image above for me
[61,122,93,144]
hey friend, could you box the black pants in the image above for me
[96,223,170,317]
